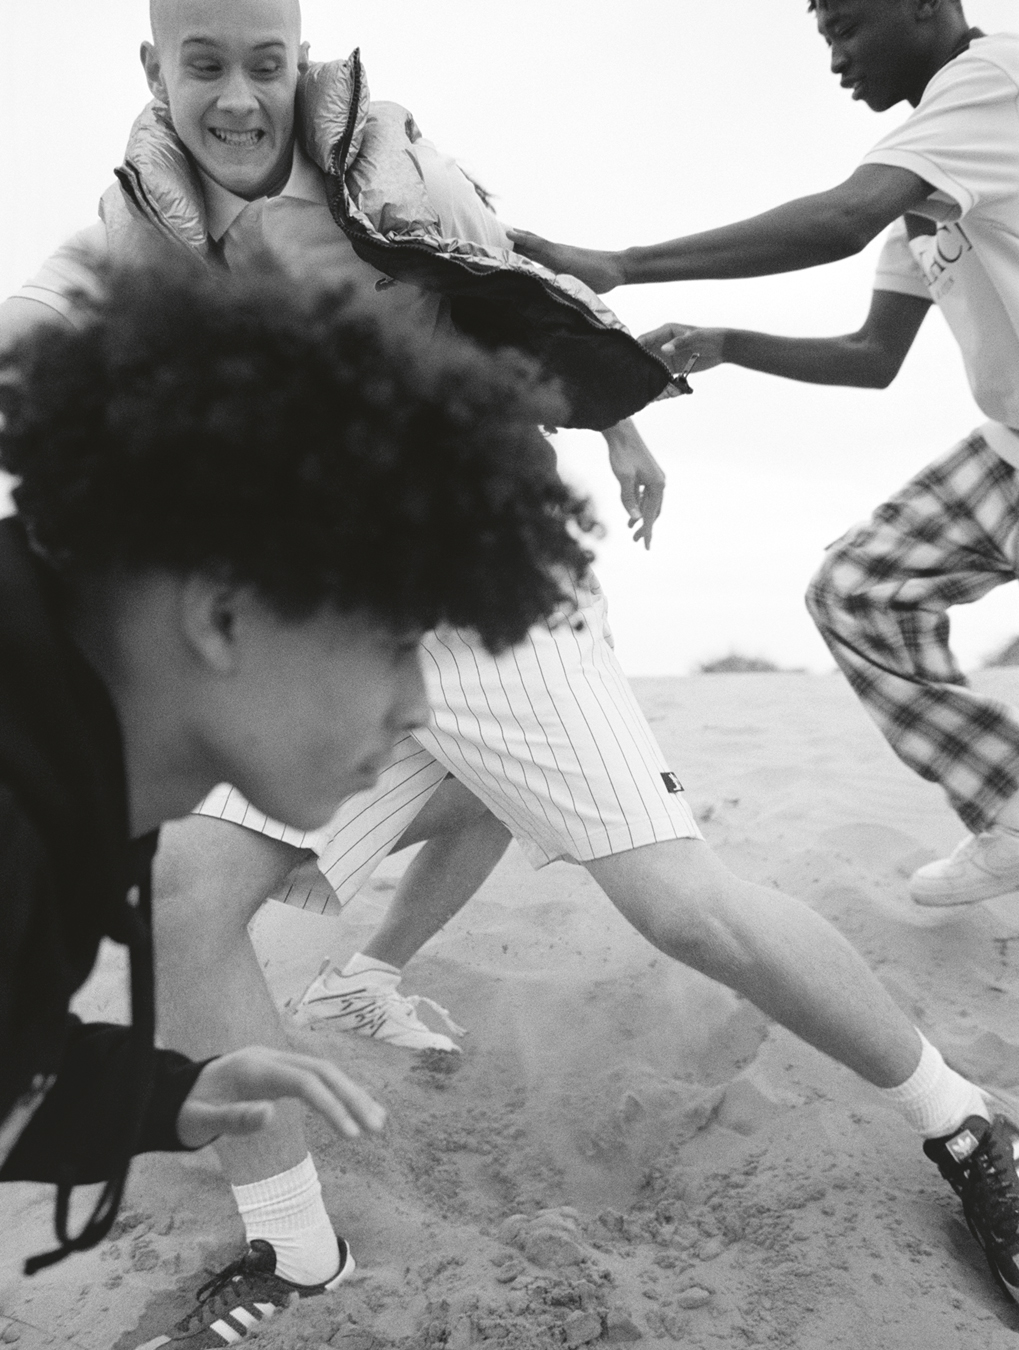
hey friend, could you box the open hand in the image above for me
[602,419,666,549]
[640,323,727,378]
[508,230,625,294]
[177,1045,387,1150]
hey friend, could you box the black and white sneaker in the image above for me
[133,1235,355,1347]
[924,1114,1019,1302]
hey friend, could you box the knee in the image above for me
[589,841,750,971]
[804,542,856,632]
[152,821,288,963]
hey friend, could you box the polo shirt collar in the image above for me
[198,143,328,243]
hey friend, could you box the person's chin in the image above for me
[199,150,275,197]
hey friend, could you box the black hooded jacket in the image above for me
[0,517,205,1269]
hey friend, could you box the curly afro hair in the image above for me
[0,253,596,653]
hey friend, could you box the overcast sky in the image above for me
[3,1,1018,673]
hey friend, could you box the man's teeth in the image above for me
[211,128,263,147]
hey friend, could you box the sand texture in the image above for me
[6,671,1019,1348]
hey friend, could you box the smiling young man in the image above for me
[509,0,1019,1305]
[0,251,593,1295]
[149,0,303,201]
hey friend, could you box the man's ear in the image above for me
[140,40,169,102]
[179,576,243,677]
[298,40,311,74]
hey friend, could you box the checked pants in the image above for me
[807,431,1019,834]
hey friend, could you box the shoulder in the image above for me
[8,220,108,324]
[922,33,1019,103]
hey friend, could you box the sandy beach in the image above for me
[5,669,1019,1348]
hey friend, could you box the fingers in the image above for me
[177,1100,274,1150]
[639,323,684,352]
[616,471,640,524]
[507,227,544,253]
[507,228,553,266]
[180,1047,387,1151]
[638,481,665,549]
[258,1055,386,1140]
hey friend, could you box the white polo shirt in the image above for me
[12,137,508,335]
[866,33,1019,466]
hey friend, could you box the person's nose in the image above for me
[830,44,849,76]
[216,68,259,117]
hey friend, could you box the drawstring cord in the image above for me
[24,835,159,1275]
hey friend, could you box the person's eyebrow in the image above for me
[180,36,289,50]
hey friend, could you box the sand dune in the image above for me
[5,671,1019,1348]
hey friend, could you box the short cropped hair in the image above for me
[0,255,595,652]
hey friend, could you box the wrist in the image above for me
[617,247,639,286]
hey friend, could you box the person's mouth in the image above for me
[841,77,866,101]
[209,128,266,148]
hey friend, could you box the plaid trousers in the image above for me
[806,431,1019,833]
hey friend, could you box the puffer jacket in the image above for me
[103,51,680,430]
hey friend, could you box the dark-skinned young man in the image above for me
[511,0,1019,1306]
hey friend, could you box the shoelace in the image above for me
[174,1254,272,1331]
[972,1134,1019,1242]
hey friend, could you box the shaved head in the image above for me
[142,0,307,199]
[149,0,301,49]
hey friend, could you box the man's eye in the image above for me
[252,62,283,77]
[190,61,222,76]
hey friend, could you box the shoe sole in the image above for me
[910,876,1019,907]
[299,1009,462,1053]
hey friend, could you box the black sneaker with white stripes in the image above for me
[923,1114,1019,1303]
[133,1235,354,1347]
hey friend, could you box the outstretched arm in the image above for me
[641,288,932,391]
[510,164,933,293]
[0,297,72,356]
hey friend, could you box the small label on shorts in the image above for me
[661,771,684,794]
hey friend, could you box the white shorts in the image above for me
[196,577,701,913]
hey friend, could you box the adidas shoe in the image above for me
[924,1114,1019,1302]
[292,959,465,1053]
[132,1235,354,1347]
[910,828,1019,906]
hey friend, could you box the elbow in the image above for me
[869,364,899,390]
[850,347,901,389]
[821,218,874,264]
[817,198,883,263]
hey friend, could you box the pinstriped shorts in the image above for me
[196,576,701,913]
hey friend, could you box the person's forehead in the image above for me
[816,0,900,27]
[151,0,301,49]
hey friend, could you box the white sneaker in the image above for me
[292,960,465,1053]
[910,827,1019,906]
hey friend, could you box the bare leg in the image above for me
[361,778,511,969]
[153,814,311,1182]
[587,837,921,1088]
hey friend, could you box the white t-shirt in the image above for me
[865,33,1019,466]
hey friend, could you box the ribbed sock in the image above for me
[341,951,401,979]
[232,1154,340,1287]
[881,1033,990,1139]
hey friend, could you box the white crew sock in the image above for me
[881,1033,990,1139]
[340,951,401,979]
[232,1154,340,1287]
